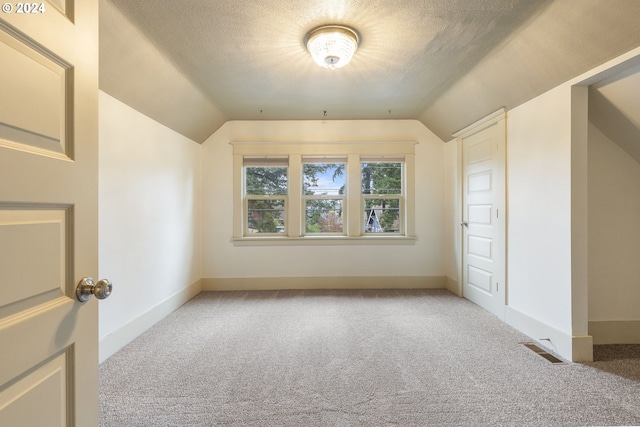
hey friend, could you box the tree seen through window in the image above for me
[245,166,287,233]
[243,159,404,235]
[303,163,345,233]
[362,162,402,233]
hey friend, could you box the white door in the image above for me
[460,114,506,318]
[0,2,101,426]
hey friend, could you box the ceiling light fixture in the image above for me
[306,25,359,70]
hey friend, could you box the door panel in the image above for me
[0,351,68,427]
[0,210,66,309]
[468,235,492,259]
[468,265,492,294]
[461,116,506,318]
[467,171,491,192]
[468,203,492,225]
[0,19,71,158]
[0,2,99,426]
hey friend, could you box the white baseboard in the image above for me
[445,276,461,296]
[505,306,593,362]
[589,320,640,344]
[99,279,202,363]
[202,276,446,291]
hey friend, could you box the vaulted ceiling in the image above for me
[590,62,640,163]
[99,0,640,143]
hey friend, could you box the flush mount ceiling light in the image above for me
[305,25,359,69]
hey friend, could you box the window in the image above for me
[303,158,346,235]
[361,160,403,234]
[243,157,288,235]
[233,142,415,243]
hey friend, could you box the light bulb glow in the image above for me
[306,26,359,69]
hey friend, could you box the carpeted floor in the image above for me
[99,289,640,426]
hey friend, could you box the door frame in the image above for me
[454,108,507,318]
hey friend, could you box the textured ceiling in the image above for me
[590,63,640,164]
[100,0,640,142]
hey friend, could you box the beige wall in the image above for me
[588,122,640,341]
[201,120,446,286]
[96,47,640,362]
[441,84,585,360]
[98,92,202,361]
[506,84,575,330]
[491,48,640,360]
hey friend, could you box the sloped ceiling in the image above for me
[590,64,640,164]
[99,0,640,143]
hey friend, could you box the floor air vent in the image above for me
[522,343,566,364]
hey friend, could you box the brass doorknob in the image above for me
[76,277,113,302]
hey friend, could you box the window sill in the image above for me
[232,235,417,246]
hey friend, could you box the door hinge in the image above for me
[496,282,499,292]
[496,209,499,218]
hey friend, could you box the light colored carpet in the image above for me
[100,289,640,426]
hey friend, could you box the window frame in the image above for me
[302,157,347,236]
[242,157,289,236]
[363,194,404,234]
[360,159,404,235]
[232,142,416,245]
[244,194,288,236]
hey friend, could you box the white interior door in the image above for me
[0,2,100,426]
[460,114,506,319]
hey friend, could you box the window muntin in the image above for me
[303,162,346,195]
[244,162,288,234]
[232,144,415,242]
[305,199,344,233]
[361,161,403,234]
[363,198,400,233]
[245,165,288,196]
[246,199,286,234]
[361,162,402,195]
[303,160,346,235]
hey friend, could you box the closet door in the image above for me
[460,115,506,319]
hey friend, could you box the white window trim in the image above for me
[232,142,417,245]
[241,157,289,236]
[361,159,405,235]
[302,156,347,236]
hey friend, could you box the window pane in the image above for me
[361,162,402,195]
[303,163,345,196]
[305,199,343,233]
[245,166,288,196]
[364,198,400,233]
[247,199,285,233]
